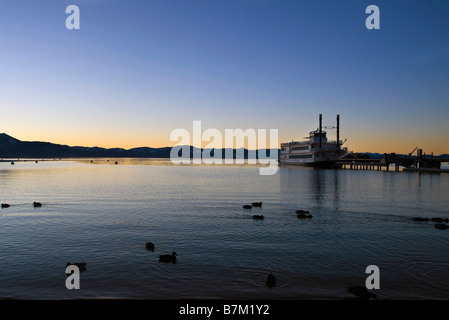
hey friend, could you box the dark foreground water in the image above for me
[0,159,448,300]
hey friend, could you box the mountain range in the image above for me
[0,133,447,160]
[0,133,278,159]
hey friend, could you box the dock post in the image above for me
[336,114,340,147]
[319,114,322,148]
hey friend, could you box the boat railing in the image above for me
[281,140,309,146]
[326,140,342,145]
[281,139,343,146]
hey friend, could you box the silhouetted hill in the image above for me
[0,134,279,159]
[0,133,173,158]
[1,134,445,160]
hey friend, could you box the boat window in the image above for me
[291,146,309,151]
[289,154,313,159]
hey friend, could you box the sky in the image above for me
[0,0,448,154]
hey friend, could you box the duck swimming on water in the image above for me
[145,242,155,251]
[435,223,449,230]
[266,273,276,288]
[159,252,177,263]
[431,217,449,223]
[413,217,429,222]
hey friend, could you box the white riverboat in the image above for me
[280,114,347,167]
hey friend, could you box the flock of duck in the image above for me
[242,202,313,220]
[242,201,379,299]
[1,202,42,208]
[243,201,449,232]
[144,242,178,263]
[1,199,381,299]
[145,239,276,288]
[65,244,178,277]
[139,202,281,290]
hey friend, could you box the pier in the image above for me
[337,158,385,171]
[337,151,449,173]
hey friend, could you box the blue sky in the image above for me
[0,0,448,153]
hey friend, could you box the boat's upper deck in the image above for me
[281,130,337,147]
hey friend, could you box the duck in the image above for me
[413,217,429,222]
[145,242,155,251]
[66,262,87,272]
[242,205,252,209]
[296,210,310,214]
[252,202,262,207]
[252,215,264,220]
[159,252,177,263]
[435,223,449,230]
[1,203,10,208]
[297,213,313,219]
[33,202,42,207]
[346,286,379,300]
[431,217,449,223]
[266,273,276,288]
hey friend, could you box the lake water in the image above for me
[0,159,448,300]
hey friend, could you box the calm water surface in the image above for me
[0,159,448,299]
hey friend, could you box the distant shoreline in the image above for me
[1,133,448,160]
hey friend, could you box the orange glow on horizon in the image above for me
[5,130,447,156]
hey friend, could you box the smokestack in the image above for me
[319,114,322,148]
[336,114,340,146]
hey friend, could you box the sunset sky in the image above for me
[1,0,448,154]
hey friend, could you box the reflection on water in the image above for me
[0,159,448,299]
[280,166,341,211]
